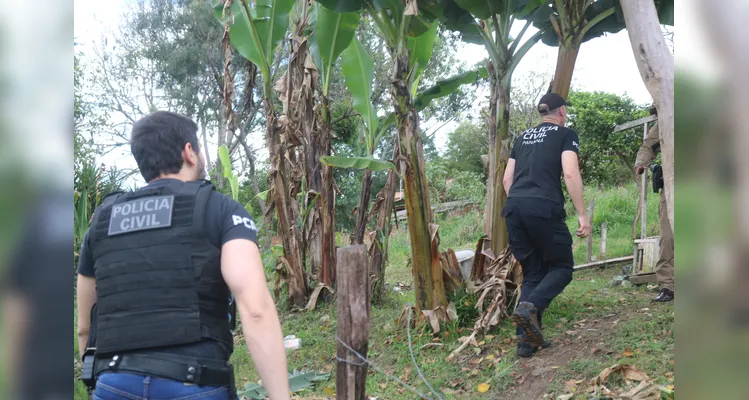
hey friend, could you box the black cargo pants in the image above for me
[502,197,574,336]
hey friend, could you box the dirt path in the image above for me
[502,311,633,400]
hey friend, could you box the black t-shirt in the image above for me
[508,122,580,205]
[76,178,259,360]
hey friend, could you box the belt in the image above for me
[94,352,234,388]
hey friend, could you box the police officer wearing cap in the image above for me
[502,93,591,358]
[75,111,291,399]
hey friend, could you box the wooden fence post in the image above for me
[600,223,607,260]
[586,199,596,263]
[336,245,370,400]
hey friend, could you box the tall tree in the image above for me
[529,0,674,100]
[318,0,452,320]
[620,0,674,235]
[88,0,267,208]
[443,0,547,256]
[218,0,309,308]
[566,91,648,186]
[308,3,360,288]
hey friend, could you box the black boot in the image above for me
[517,338,553,358]
[512,302,545,348]
[654,288,674,302]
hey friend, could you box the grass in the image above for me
[568,183,660,265]
[73,184,673,399]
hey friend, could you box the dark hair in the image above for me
[130,111,200,182]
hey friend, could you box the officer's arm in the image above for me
[635,124,659,169]
[221,239,290,400]
[562,151,587,217]
[503,158,516,195]
[76,275,97,359]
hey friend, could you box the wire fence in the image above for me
[335,305,445,400]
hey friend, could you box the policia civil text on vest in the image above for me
[81,180,236,394]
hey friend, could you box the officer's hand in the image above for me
[576,215,591,238]
[635,164,646,175]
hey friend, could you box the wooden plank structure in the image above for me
[336,245,370,400]
[574,256,634,271]
[613,113,657,278]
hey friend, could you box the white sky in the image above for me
[74,0,686,186]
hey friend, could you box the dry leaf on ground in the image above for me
[595,364,650,385]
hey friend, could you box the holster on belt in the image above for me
[81,303,98,392]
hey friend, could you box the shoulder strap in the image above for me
[165,180,215,235]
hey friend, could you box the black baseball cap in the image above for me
[538,93,567,114]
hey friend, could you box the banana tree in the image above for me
[217,0,309,308]
[305,4,361,288]
[320,0,453,321]
[318,24,398,302]
[337,36,386,245]
[526,0,674,99]
[442,0,547,256]
[271,0,331,290]
[325,34,396,302]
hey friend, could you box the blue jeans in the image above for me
[94,372,237,400]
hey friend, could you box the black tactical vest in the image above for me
[88,180,233,355]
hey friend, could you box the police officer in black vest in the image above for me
[75,111,290,399]
[502,93,591,358]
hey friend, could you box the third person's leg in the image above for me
[654,191,674,302]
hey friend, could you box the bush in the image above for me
[426,159,486,205]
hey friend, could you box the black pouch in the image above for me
[651,164,664,193]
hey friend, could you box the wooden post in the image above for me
[586,199,595,263]
[336,245,370,400]
[600,223,607,260]
[640,122,649,239]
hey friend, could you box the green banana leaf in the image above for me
[214,0,294,69]
[340,36,378,144]
[218,144,239,201]
[320,155,395,172]
[407,20,439,94]
[316,4,361,91]
[413,66,489,111]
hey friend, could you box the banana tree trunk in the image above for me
[620,0,675,235]
[370,164,396,304]
[319,113,337,287]
[265,98,308,308]
[489,79,511,256]
[299,54,323,284]
[352,168,374,245]
[304,148,323,281]
[550,40,581,99]
[484,61,498,237]
[484,62,510,255]
[392,51,447,317]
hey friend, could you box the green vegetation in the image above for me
[72,0,673,396]
[226,185,668,399]
[73,180,668,400]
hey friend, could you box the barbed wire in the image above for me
[335,332,438,400]
[406,306,444,400]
